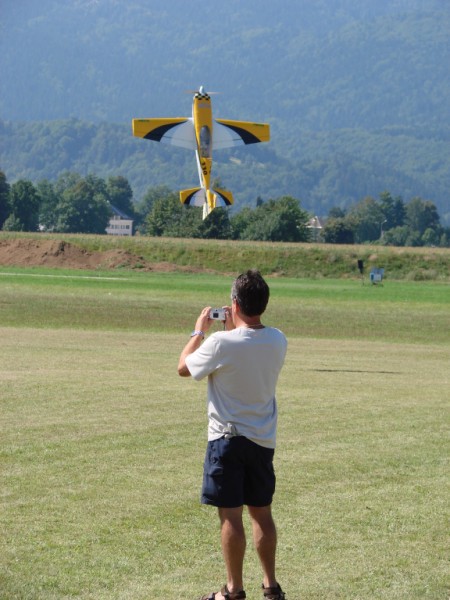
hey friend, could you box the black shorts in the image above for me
[201,436,276,508]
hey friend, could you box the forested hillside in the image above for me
[2,120,450,225]
[1,0,449,222]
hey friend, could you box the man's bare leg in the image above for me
[248,505,278,588]
[218,506,246,596]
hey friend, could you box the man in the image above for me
[178,270,288,600]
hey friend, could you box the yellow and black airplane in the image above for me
[132,86,270,218]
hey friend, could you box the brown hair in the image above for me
[231,269,270,317]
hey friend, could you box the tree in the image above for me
[0,170,10,229]
[54,171,82,195]
[172,206,203,238]
[135,185,175,231]
[3,180,40,231]
[106,176,134,217]
[382,225,409,247]
[143,193,184,237]
[328,206,346,219]
[405,230,422,247]
[37,179,61,231]
[421,227,440,247]
[322,217,354,244]
[379,196,443,247]
[379,191,405,229]
[406,197,440,237]
[347,196,384,243]
[439,229,450,248]
[240,196,310,242]
[230,206,253,240]
[142,189,235,238]
[55,176,110,233]
[198,208,232,239]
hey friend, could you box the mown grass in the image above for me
[0,269,449,344]
[1,268,449,599]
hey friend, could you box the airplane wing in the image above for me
[132,118,196,150]
[213,119,270,150]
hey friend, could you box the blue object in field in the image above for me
[370,268,384,284]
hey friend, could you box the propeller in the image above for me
[185,86,220,95]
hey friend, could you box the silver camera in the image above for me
[210,308,226,320]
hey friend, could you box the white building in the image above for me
[106,205,133,236]
[306,215,325,242]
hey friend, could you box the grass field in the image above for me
[1,267,449,599]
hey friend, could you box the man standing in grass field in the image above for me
[178,270,288,600]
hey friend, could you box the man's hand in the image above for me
[194,306,213,334]
[178,306,213,377]
[223,306,235,331]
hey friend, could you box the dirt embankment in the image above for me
[0,238,171,271]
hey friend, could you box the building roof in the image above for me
[110,204,133,221]
[307,216,325,229]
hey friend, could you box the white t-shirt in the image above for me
[185,326,287,448]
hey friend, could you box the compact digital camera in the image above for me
[210,308,226,320]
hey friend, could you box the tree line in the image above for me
[2,119,450,227]
[0,171,448,247]
[322,192,449,247]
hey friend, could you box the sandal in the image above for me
[262,583,286,599]
[200,585,246,600]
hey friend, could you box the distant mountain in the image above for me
[1,0,449,223]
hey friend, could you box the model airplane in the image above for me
[132,86,270,218]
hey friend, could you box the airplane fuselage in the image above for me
[192,89,213,196]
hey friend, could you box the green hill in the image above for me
[1,232,448,281]
[1,0,449,222]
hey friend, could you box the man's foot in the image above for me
[262,583,286,599]
[200,585,246,600]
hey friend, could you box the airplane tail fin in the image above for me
[203,189,234,219]
[212,188,234,207]
[180,187,233,220]
[179,187,206,207]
